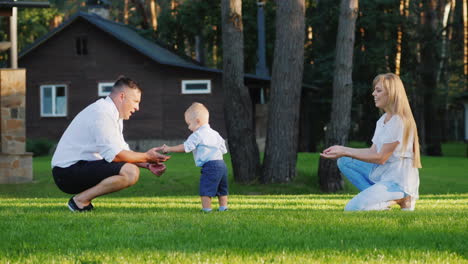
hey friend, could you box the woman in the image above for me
[321,73,421,211]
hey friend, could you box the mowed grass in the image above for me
[1,195,467,263]
[0,144,467,263]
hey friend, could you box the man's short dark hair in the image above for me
[112,76,141,93]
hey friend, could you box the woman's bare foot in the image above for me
[395,196,411,209]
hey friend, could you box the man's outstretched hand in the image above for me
[148,163,167,177]
[146,147,171,163]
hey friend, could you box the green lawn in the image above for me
[0,150,467,263]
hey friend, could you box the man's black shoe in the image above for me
[68,197,93,212]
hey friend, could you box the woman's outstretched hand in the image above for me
[320,145,347,159]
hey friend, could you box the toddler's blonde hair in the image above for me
[185,102,209,123]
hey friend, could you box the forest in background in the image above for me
[0,0,466,154]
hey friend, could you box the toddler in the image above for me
[162,102,228,212]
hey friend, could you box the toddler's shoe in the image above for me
[201,208,212,213]
[218,206,229,212]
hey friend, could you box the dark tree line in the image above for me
[2,0,466,188]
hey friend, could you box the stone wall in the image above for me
[0,69,33,184]
[0,153,32,183]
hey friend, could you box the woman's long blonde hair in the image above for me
[373,73,422,168]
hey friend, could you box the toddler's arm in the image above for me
[162,144,185,153]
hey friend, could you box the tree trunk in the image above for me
[124,0,129,24]
[195,35,205,65]
[149,0,158,31]
[421,0,444,156]
[262,0,305,183]
[318,0,358,192]
[440,1,455,142]
[221,0,261,183]
[131,0,150,30]
[464,0,468,89]
[395,0,410,75]
[406,1,425,153]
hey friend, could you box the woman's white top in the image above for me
[370,114,420,198]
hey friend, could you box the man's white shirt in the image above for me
[51,97,130,168]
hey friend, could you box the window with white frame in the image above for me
[181,80,211,94]
[40,84,67,117]
[98,82,114,96]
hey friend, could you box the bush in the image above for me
[26,139,56,156]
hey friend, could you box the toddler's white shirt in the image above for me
[184,124,227,167]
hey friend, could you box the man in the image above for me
[51,76,169,212]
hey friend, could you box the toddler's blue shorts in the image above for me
[199,160,228,197]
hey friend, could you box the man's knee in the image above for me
[120,163,140,186]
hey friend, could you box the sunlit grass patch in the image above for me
[1,193,467,211]
[0,249,465,264]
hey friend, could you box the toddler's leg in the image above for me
[201,196,212,212]
[217,163,229,211]
[218,196,228,211]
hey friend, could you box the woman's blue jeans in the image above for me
[337,157,406,211]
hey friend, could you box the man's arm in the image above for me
[113,148,170,163]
